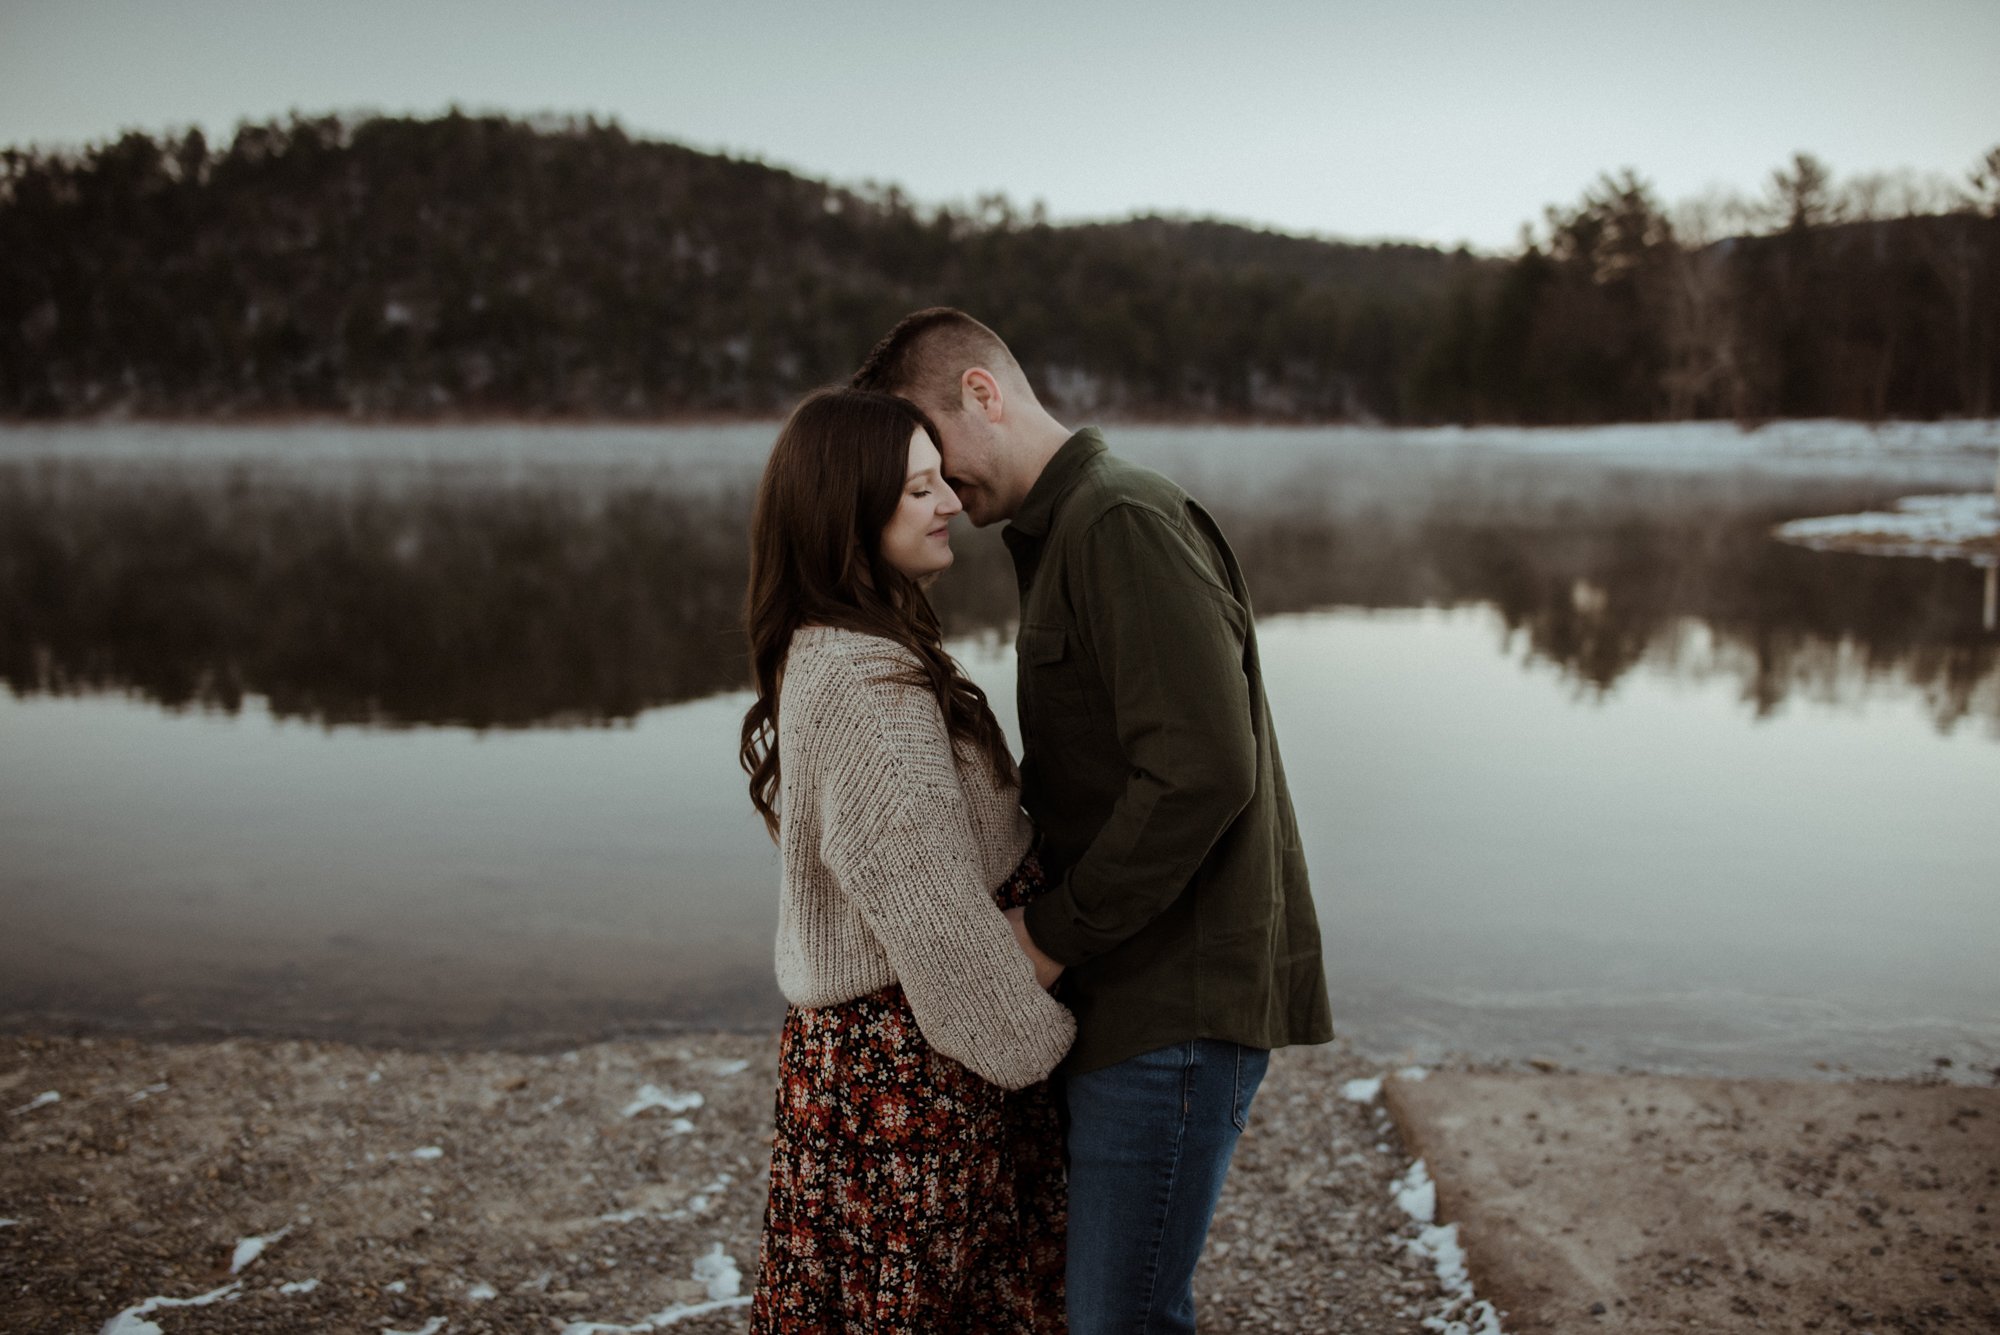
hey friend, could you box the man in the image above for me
[854,308,1333,1334]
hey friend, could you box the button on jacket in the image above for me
[1008,428,1334,1075]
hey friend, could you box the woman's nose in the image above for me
[937,483,963,516]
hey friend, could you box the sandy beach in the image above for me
[4,1033,1994,1334]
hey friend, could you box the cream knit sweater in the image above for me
[773,625,1075,1090]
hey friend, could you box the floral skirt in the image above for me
[748,854,1067,1334]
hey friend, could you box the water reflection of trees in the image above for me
[1,460,1993,731]
[0,464,751,727]
[1209,467,2000,732]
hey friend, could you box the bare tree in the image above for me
[1663,191,1749,418]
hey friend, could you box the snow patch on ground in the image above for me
[691,1242,742,1301]
[98,1280,242,1335]
[702,1058,752,1077]
[1392,1160,1437,1223]
[1776,492,2000,564]
[382,1318,445,1335]
[465,1281,497,1300]
[128,1082,169,1103]
[1392,1158,1506,1335]
[1340,1075,1383,1103]
[556,1243,752,1333]
[10,1089,60,1116]
[622,1084,703,1118]
[277,1278,319,1295]
[230,1224,290,1273]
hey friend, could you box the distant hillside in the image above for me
[1,114,1994,423]
[0,112,1483,421]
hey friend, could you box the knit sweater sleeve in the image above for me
[808,648,1075,1090]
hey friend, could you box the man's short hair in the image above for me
[851,307,1021,412]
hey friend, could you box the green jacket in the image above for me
[1010,429,1334,1074]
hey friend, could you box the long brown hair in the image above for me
[739,387,1016,837]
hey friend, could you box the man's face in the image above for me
[926,407,1010,527]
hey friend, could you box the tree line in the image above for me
[2,112,1996,423]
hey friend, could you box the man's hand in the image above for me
[1003,906,1064,990]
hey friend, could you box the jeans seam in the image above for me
[1135,1042,1193,1326]
[1230,1044,1246,1132]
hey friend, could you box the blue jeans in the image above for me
[1063,1039,1270,1334]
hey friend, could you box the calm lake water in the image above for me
[3,421,1997,1079]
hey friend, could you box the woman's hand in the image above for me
[1002,906,1064,990]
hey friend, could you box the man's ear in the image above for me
[961,367,1004,422]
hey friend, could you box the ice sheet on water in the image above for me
[1776,492,2000,561]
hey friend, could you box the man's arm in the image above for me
[1022,502,1258,966]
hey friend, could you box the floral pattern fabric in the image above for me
[749,854,1067,1334]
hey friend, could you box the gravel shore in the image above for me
[7,1033,1989,1334]
[3,1033,1461,1334]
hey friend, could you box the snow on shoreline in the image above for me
[1351,1071,1508,1335]
[98,1281,243,1335]
[557,1242,750,1333]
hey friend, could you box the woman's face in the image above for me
[878,425,962,582]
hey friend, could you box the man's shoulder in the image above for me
[1060,447,1188,531]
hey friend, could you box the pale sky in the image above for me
[0,0,1993,251]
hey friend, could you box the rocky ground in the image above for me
[7,1033,1991,1334]
[2,1033,1458,1334]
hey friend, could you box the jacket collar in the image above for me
[1007,427,1105,540]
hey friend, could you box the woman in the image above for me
[738,387,1073,1333]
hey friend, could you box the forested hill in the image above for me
[3,112,1996,424]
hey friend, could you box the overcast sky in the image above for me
[1,0,1992,251]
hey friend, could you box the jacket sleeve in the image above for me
[813,653,1075,1089]
[1023,502,1258,966]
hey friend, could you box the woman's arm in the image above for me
[807,648,1075,1089]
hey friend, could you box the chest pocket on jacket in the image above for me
[1017,622,1096,733]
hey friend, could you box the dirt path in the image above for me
[1386,1072,1999,1334]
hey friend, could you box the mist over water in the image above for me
[2,422,1996,1076]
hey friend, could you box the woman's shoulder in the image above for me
[787,625,925,681]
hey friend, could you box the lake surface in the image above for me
[3,420,1997,1079]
